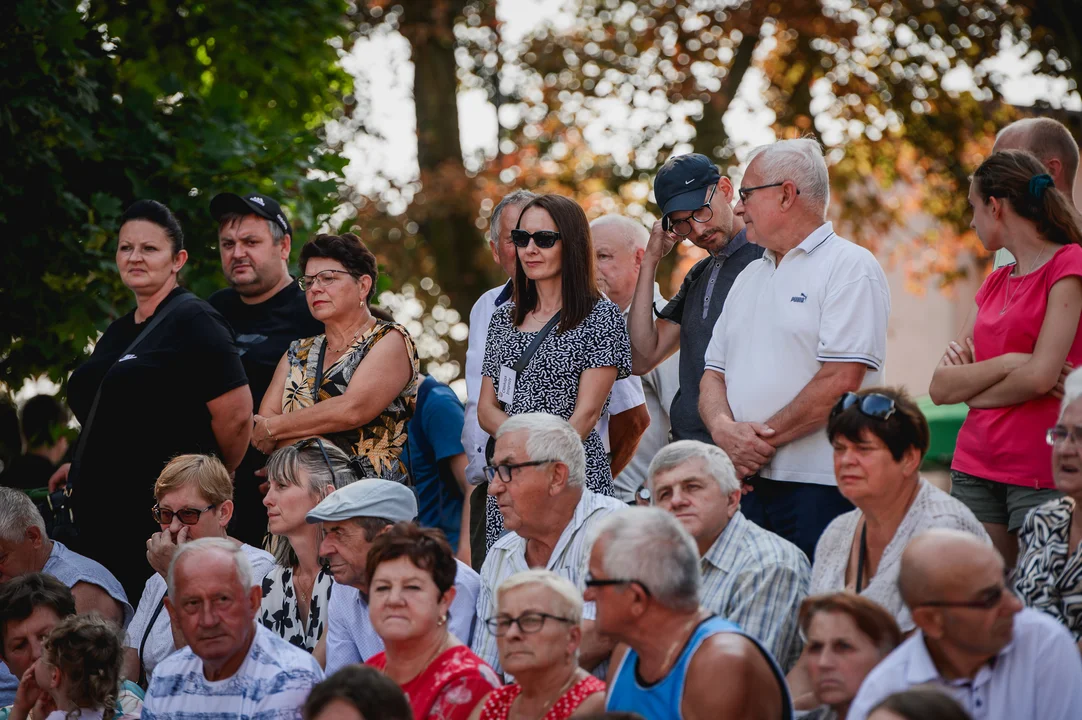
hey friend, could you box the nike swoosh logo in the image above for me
[685,179,695,185]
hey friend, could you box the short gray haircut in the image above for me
[496,569,584,626]
[590,214,649,251]
[592,507,701,611]
[168,537,253,602]
[647,440,740,495]
[489,190,538,244]
[0,487,47,543]
[747,138,830,218]
[495,413,586,487]
[1061,367,1082,418]
[217,212,287,244]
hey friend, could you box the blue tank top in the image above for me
[606,615,793,720]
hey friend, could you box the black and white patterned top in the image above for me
[1015,497,1082,640]
[481,298,632,549]
[258,565,334,652]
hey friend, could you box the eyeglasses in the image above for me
[295,437,338,485]
[830,392,897,422]
[152,504,216,525]
[918,586,1006,611]
[737,181,799,204]
[662,185,717,237]
[298,269,357,291]
[510,230,561,249]
[485,611,574,636]
[483,459,556,483]
[1047,425,1082,447]
[584,573,652,597]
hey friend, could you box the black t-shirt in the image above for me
[66,287,248,597]
[0,453,56,491]
[208,281,323,547]
[208,282,323,410]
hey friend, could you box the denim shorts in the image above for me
[950,470,1062,532]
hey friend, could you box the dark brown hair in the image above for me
[365,522,457,595]
[799,592,903,656]
[974,149,1082,248]
[512,194,601,333]
[304,665,413,720]
[870,687,973,720]
[827,386,930,462]
[300,233,379,302]
[0,573,76,657]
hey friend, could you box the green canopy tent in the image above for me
[917,395,968,468]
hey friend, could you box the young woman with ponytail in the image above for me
[930,148,1082,567]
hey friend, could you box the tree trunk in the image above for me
[692,26,761,160]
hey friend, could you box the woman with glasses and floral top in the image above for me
[253,233,420,484]
[477,195,632,551]
[1014,368,1082,651]
[469,570,605,720]
[122,454,276,683]
[260,439,357,659]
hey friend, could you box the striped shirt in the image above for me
[141,623,322,720]
[699,511,810,670]
[471,488,626,675]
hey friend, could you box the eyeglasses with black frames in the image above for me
[485,611,575,636]
[737,181,799,204]
[662,185,718,238]
[584,573,652,597]
[483,459,557,484]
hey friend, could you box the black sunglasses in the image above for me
[511,229,561,249]
[295,437,338,486]
[152,504,216,525]
[830,392,896,422]
[584,573,652,597]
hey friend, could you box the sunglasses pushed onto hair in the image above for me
[830,392,896,422]
[510,229,561,249]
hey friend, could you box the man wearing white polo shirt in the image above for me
[700,138,891,559]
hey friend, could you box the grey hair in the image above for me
[1061,367,1082,417]
[590,214,650,251]
[167,537,253,602]
[265,439,357,566]
[592,507,701,612]
[217,212,286,244]
[747,138,830,218]
[489,190,539,244]
[0,487,47,543]
[647,440,740,495]
[495,413,586,487]
[496,569,584,626]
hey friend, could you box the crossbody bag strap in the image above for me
[138,592,168,687]
[313,339,328,404]
[69,293,198,490]
[503,310,562,409]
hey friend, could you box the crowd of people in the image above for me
[1,115,1081,719]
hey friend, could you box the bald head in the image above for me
[994,118,1079,196]
[898,529,1001,609]
[591,215,649,252]
[591,215,649,310]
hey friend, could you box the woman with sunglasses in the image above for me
[253,233,419,484]
[469,570,605,720]
[930,150,1082,569]
[123,454,276,683]
[260,439,357,656]
[478,195,632,550]
[366,523,500,720]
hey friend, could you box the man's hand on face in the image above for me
[646,219,680,262]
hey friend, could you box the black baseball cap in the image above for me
[209,192,293,238]
[653,153,722,218]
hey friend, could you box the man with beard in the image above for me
[208,192,323,547]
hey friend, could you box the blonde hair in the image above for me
[154,454,233,505]
[42,614,124,720]
[495,569,584,626]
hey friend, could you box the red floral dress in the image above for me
[368,645,501,720]
[478,676,606,720]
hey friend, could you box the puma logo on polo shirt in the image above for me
[790,293,807,303]
[118,354,137,362]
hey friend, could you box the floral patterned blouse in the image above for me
[1014,497,1082,640]
[258,565,334,652]
[282,320,419,483]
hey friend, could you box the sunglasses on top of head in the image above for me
[510,229,561,249]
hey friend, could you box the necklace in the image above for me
[326,316,373,353]
[510,670,579,720]
[390,633,451,685]
[1000,246,1048,315]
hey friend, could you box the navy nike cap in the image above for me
[654,154,722,218]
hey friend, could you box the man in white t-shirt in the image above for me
[142,538,322,720]
[700,138,891,559]
[462,191,647,567]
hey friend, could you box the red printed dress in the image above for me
[478,675,606,720]
[368,645,501,720]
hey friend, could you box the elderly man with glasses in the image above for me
[471,413,625,679]
[845,528,1082,720]
[699,137,892,560]
[628,153,764,447]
